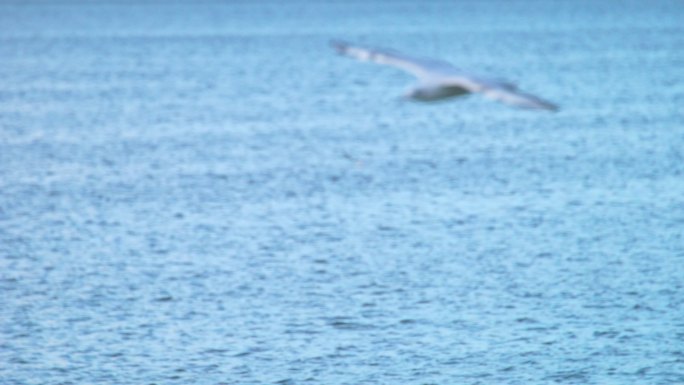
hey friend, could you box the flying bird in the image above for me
[331,41,558,111]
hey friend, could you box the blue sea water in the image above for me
[1,1,683,384]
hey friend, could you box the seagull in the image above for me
[331,41,558,111]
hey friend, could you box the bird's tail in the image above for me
[330,40,351,55]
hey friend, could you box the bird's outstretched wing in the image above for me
[480,84,559,111]
[435,75,557,110]
[331,40,456,80]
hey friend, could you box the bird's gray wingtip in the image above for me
[521,99,559,112]
[546,102,560,112]
[532,97,559,112]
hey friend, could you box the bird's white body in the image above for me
[406,82,471,101]
[332,41,558,111]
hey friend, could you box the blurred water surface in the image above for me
[1,1,683,384]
